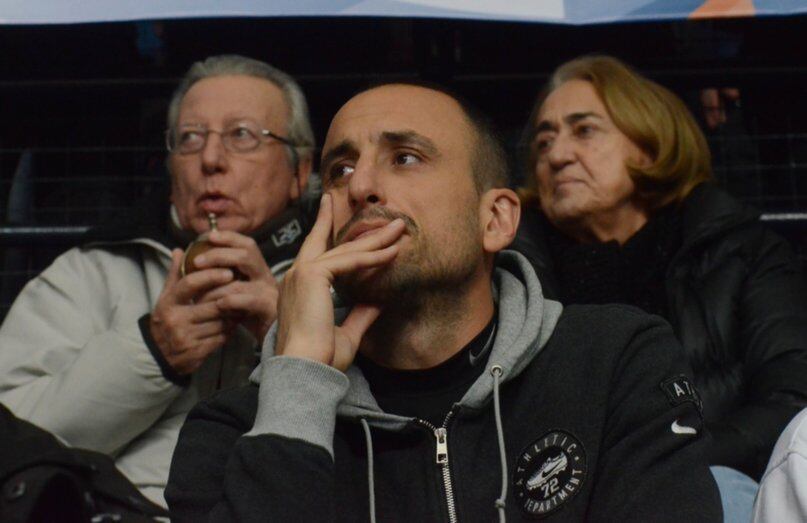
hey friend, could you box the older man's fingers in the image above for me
[160,249,185,300]
[189,319,228,339]
[174,268,234,303]
[186,301,225,323]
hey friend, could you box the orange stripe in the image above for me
[690,0,755,18]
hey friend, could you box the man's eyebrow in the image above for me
[380,130,440,157]
[321,140,358,171]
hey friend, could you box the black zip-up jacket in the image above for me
[166,252,721,522]
[513,183,807,479]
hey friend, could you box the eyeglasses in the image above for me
[165,121,295,155]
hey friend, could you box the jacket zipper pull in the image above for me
[435,428,448,465]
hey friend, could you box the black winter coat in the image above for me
[513,183,807,479]
[0,404,168,523]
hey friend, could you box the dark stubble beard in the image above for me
[334,204,483,314]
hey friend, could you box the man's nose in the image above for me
[347,161,384,209]
[200,132,228,175]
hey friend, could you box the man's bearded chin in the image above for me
[334,241,480,312]
[334,255,421,307]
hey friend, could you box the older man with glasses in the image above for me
[0,55,315,507]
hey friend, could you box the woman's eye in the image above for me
[533,137,552,154]
[393,152,420,166]
[574,124,594,137]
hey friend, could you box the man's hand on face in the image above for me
[150,249,236,375]
[191,229,280,342]
[275,194,405,372]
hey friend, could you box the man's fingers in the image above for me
[192,247,248,273]
[191,247,276,283]
[190,319,228,339]
[196,279,274,303]
[297,193,333,262]
[339,304,382,348]
[321,218,405,261]
[196,281,240,304]
[174,268,234,303]
[186,301,225,323]
[192,232,276,282]
[331,304,382,371]
[162,249,184,295]
[217,292,277,342]
[216,293,264,314]
[321,244,400,277]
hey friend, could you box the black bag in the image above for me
[0,404,169,522]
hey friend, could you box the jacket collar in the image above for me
[514,183,760,278]
[83,188,311,271]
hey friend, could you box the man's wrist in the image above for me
[247,356,348,457]
[138,313,191,387]
[278,338,332,366]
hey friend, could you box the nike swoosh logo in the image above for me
[671,419,698,435]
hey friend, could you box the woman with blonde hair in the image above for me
[514,54,807,520]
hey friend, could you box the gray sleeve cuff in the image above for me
[246,356,349,458]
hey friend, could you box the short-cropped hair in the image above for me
[520,55,711,210]
[167,54,315,165]
[356,80,510,194]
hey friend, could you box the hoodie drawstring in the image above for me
[490,365,508,523]
[360,418,377,523]
[361,367,507,523]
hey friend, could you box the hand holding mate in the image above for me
[192,230,281,342]
[149,249,235,375]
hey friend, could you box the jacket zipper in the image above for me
[417,410,458,523]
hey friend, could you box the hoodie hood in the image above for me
[250,250,562,429]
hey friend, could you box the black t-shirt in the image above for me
[356,316,497,427]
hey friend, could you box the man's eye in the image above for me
[179,130,204,145]
[393,153,420,166]
[230,126,256,141]
[328,164,355,183]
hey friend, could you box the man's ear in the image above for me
[290,156,313,200]
[480,188,521,254]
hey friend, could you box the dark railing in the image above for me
[0,226,90,247]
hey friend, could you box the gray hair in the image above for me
[167,54,315,166]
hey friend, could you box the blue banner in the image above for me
[1,0,805,25]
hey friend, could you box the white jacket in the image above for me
[753,407,807,522]
[0,236,274,507]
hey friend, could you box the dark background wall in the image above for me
[1,15,806,319]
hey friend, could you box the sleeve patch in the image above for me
[659,375,702,411]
